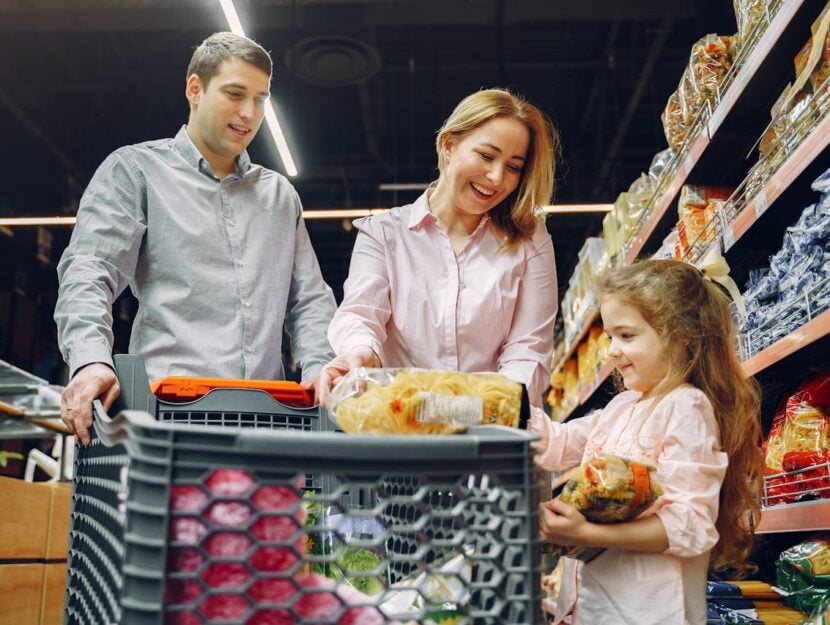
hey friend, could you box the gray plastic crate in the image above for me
[65,395,542,624]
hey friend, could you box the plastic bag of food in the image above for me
[542,455,663,562]
[327,367,529,435]
[560,454,663,522]
[776,537,830,614]
[662,89,686,152]
[733,0,768,47]
[681,34,736,128]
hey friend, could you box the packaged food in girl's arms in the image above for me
[543,455,663,562]
[327,367,529,435]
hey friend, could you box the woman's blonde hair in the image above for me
[435,88,559,251]
[596,259,762,576]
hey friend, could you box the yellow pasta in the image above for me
[329,368,523,435]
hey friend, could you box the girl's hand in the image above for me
[539,498,592,547]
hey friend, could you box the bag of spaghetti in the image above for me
[542,455,663,562]
[326,367,529,435]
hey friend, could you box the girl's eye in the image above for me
[227,91,242,99]
[621,333,635,340]
[507,163,522,174]
[478,152,494,161]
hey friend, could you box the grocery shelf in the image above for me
[723,111,830,251]
[555,360,615,423]
[742,308,830,377]
[578,360,615,405]
[756,500,830,534]
[550,304,599,375]
[622,0,821,264]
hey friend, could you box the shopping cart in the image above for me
[64,355,543,624]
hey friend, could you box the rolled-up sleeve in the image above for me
[497,225,558,405]
[653,390,728,557]
[327,217,391,360]
[55,151,147,378]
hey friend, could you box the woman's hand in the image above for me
[316,345,381,406]
[539,498,592,547]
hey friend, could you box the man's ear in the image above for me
[185,74,202,107]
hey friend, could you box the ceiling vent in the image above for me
[285,35,381,87]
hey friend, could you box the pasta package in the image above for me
[560,454,663,523]
[776,537,830,614]
[542,455,663,562]
[327,367,529,435]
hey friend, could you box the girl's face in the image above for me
[441,116,529,218]
[600,295,669,400]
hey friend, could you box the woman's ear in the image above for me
[439,133,453,161]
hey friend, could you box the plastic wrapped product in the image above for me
[662,89,687,152]
[648,148,675,189]
[327,367,528,435]
[681,35,736,129]
[542,455,663,562]
[733,0,768,47]
[776,537,830,614]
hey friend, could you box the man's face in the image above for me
[185,58,270,169]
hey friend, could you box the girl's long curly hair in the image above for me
[596,259,762,576]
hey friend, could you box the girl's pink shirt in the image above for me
[327,192,558,405]
[530,384,728,625]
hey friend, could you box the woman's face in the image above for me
[441,116,530,218]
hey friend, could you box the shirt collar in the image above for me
[407,188,493,232]
[407,191,433,229]
[174,125,251,178]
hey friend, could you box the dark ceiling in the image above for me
[0,0,740,302]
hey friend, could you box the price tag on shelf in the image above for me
[754,190,769,217]
[683,153,695,178]
[707,108,724,138]
[718,210,735,251]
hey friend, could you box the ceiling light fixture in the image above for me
[0,217,78,227]
[542,204,613,214]
[0,204,612,228]
[378,183,430,191]
[218,0,299,177]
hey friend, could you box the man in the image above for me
[55,32,336,444]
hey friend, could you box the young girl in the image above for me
[530,259,762,625]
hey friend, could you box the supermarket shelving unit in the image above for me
[549,0,830,538]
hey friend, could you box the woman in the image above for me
[318,88,559,407]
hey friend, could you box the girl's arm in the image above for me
[540,498,669,552]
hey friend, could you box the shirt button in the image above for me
[245,345,253,353]
[227,219,235,227]
[243,300,251,308]
[236,259,244,267]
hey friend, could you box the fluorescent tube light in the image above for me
[218,0,298,177]
[542,204,613,214]
[378,183,430,191]
[0,217,78,227]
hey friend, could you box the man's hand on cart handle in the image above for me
[61,363,120,446]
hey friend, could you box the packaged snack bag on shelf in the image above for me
[763,370,830,505]
[776,537,830,614]
[733,0,769,48]
[680,35,736,130]
[327,367,528,435]
[648,147,675,189]
[542,454,663,562]
[662,89,686,152]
